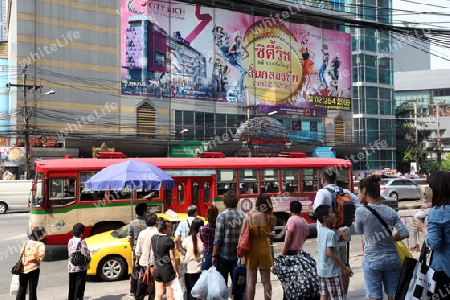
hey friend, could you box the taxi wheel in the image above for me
[98,255,127,281]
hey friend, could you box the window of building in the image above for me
[137,103,156,136]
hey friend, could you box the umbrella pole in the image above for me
[130,196,133,221]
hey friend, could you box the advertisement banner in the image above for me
[121,0,352,114]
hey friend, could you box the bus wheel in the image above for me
[0,202,8,214]
[273,212,289,242]
[98,255,127,281]
[89,222,123,236]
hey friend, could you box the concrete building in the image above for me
[1,0,398,177]
[395,69,450,168]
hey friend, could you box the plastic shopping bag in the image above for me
[10,274,19,295]
[171,277,184,300]
[191,270,209,298]
[207,267,228,300]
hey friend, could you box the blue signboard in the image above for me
[312,147,336,158]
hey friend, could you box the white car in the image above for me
[380,178,422,200]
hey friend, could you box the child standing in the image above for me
[315,205,353,300]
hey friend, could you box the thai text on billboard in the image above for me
[121,0,352,114]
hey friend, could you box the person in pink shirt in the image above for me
[282,201,309,255]
[281,201,309,300]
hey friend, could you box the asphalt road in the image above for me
[0,208,424,300]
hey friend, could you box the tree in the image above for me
[395,101,427,174]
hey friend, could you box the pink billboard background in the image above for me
[121,0,352,114]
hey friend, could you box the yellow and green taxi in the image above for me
[85,213,204,281]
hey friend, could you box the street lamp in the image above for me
[23,90,56,179]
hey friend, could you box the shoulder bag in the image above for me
[11,242,27,275]
[237,213,251,258]
[365,205,412,267]
[71,240,87,266]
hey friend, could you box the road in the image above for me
[0,208,423,299]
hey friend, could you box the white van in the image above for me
[0,180,32,213]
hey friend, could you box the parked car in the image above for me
[85,212,204,281]
[380,178,422,200]
[353,187,399,211]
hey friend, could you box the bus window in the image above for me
[49,178,76,207]
[79,171,106,201]
[136,190,160,199]
[301,168,318,192]
[178,182,185,204]
[204,181,210,203]
[282,169,299,192]
[108,190,132,200]
[262,169,279,193]
[216,169,236,196]
[192,182,199,204]
[166,189,172,205]
[239,169,257,194]
[336,169,351,190]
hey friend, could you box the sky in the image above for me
[393,0,450,69]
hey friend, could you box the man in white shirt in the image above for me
[313,167,360,299]
[175,205,198,256]
[134,213,158,300]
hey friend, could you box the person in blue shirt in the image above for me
[415,171,450,293]
[315,204,353,300]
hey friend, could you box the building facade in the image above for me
[1,0,397,177]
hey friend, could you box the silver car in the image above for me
[380,178,422,200]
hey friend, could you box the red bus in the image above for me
[29,153,353,245]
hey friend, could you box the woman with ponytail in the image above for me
[182,218,205,300]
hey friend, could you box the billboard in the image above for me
[121,0,352,114]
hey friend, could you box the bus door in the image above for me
[169,177,188,213]
[166,177,213,217]
[190,177,213,217]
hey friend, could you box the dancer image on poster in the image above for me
[319,44,329,89]
[215,28,249,102]
[329,53,341,81]
[300,40,315,99]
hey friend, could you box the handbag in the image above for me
[71,241,87,266]
[237,213,251,258]
[365,206,413,267]
[139,266,155,286]
[11,242,27,275]
[274,250,320,300]
[9,274,20,295]
[232,258,246,295]
[396,242,439,299]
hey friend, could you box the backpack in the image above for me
[326,187,355,228]
[71,241,87,266]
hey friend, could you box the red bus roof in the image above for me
[35,156,351,173]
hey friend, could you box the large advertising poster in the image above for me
[121,1,352,115]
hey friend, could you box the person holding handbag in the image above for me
[414,171,450,297]
[354,175,409,300]
[67,223,91,300]
[182,218,204,300]
[241,193,276,300]
[16,226,46,300]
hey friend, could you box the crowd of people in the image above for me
[13,169,450,300]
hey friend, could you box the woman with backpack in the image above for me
[67,223,91,300]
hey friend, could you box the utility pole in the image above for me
[413,102,418,174]
[6,65,44,179]
[436,105,442,171]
